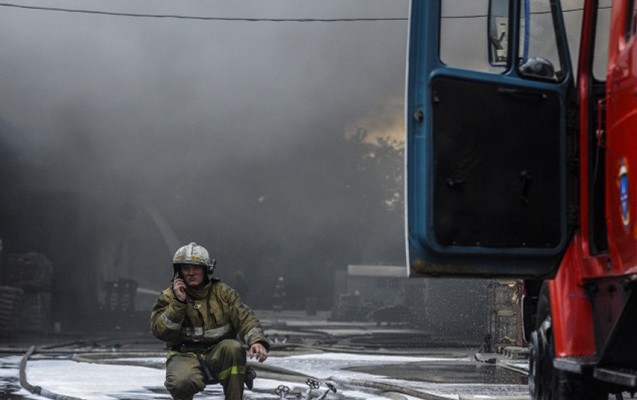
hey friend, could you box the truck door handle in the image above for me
[446,178,465,187]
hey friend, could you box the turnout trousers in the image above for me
[165,339,247,400]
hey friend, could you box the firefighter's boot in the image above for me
[245,366,257,390]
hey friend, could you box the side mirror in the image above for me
[488,0,510,66]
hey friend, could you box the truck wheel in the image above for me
[529,283,556,400]
[528,318,556,399]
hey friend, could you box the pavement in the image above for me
[0,309,532,399]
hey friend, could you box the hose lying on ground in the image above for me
[19,345,84,400]
[327,375,451,400]
[71,351,314,384]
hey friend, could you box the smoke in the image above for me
[0,0,408,319]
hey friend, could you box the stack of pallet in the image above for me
[0,285,24,337]
[4,252,53,333]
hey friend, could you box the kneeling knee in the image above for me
[221,339,243,350]
[218,339,246,359]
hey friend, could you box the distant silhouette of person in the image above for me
[272,276,287,312]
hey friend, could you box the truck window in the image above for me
[556,0,609,82]
[440,0,568,79]
[517,0,564,80]
[593,0,611,80]
[440,0,501,73]
[440,0,609,80]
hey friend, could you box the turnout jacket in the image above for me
[151,280,270,351]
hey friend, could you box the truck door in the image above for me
[406,0,575,278]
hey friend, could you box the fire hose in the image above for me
[20,347,452,400]
[19,345,83,400]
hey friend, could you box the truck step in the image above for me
[594,367,637,388]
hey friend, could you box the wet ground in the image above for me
[348,360,527,385]
[0,311,531,399]
[0,353,531,399]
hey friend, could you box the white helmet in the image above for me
[172,242,217,280]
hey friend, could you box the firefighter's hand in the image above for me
[172,275,187,303]
[249,343,268,362]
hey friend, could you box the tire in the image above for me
[528,283,557,400]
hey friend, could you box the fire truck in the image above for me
[406,0,636,398]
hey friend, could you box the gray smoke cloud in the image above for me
[0,0,408,319]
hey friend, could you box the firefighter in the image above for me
[151,242,270,400]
